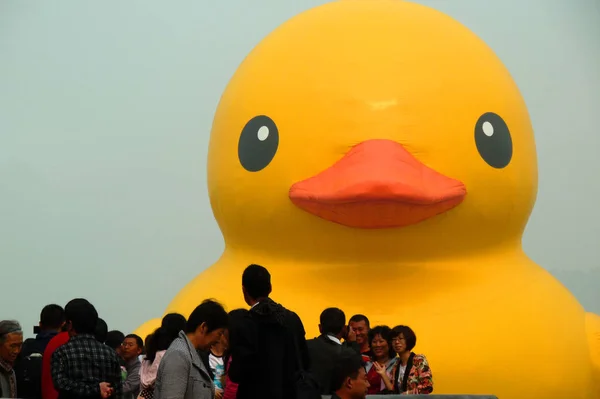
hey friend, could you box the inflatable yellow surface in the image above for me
[137,1,600,397]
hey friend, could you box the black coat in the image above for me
[306,335,361,394]
[228,298,310,399]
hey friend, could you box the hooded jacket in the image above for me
[229,298,310,399]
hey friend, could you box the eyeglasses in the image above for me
[391,337,405,343]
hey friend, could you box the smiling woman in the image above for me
[0,320,23,399]
[364,326,397,395]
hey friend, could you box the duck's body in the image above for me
[136,1,600,397]
[146,251,599,397]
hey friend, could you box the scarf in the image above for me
[0,357,16,398]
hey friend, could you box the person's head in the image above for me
[121,334,143,361]
[368,326,396,361]
[105,330,126,350]
[39,304,65,332]
[94,318,108,343]
[319,307,346,338]
[349,314,370,348]
[241,264,272,305]
[185,299,229,351]
[161,313,187,340]
[331,352,369,399]
[0,320,24,365]
[391,325,417,355]
[146,327,172,363]
[64,299,98,336]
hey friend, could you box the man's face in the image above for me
[349,367,370,399]
[197,325,225,352]
[0,333,23,365]
[349,320,369,347]
[120,338,142,361]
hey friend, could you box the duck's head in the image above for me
[207,0,537,262]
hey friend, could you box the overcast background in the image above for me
[1,0,599,337]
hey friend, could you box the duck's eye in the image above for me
[238,115,279,172]
[474,112,513,169]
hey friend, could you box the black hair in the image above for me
[223,308,249,366]
[391,325,417,352]
[64,299,98,335]
[368,325,396,359]
[94,318,108,343]
[161,313,187,340]
[320,308,346,336]
[40,304,65,330]
[145,327,173,363]
[185,299,229,334]
[330,352,365,392]
[105,330,125,350]
[349,314,370,328]
[124,333,143,349]
[242,264,272,299]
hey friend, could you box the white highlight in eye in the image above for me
[257,126,269,141]
[482,121,494,137]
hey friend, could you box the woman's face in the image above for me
[370,334,390,360]
[392,334,407,354]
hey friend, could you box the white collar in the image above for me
[250,301,260,309]
[326,334,342,345]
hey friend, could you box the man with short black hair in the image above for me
[228,264,310,399]
[0,320,23,398]
[15,304,65,399]
[120,334,143,399]
[348,315,372,361]
[155,299,229,399]
[51,299,122,399]
[306,308,360,394]
[330,352,369,399]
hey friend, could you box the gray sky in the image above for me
[1,0,599,337]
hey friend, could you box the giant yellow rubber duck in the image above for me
[136,0,600,397]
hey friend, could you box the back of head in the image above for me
[146,327,172,363]
[331,352,365,393]
[65,299,98,335]
[105,330,125,350]
[40,304,65,331]
[242,264,272,300]
[94,318,108,343]
[320,307,346,336]
[161,313,186,340]
[186,299,229,334]
[228,308,248,325]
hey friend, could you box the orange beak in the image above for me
[289,139,467,229]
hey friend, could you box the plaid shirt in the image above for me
[51,334,122,399]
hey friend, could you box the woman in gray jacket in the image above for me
[155,300,229,399]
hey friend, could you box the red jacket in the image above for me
[41,332,70,399]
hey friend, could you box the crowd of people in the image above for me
[0,264,433,399]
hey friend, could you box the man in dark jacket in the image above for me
[228,264,310,399]
[306,308,361,394]
[14,304,65,399]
